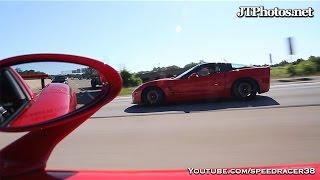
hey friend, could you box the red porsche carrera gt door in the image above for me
[169,65,225,101]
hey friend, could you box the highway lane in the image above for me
[48,106,320,170]
[0,80,319,170]
[48,80,320,169]
[67,79,102,108]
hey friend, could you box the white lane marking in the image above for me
[114,96,131,100]
[112,99,132,103]
[271,85,320,91]
[271,81,320,88]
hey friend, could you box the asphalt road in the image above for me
[0,79,319,170]
[67,79,102,108]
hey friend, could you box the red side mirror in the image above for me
[0,54,122,132]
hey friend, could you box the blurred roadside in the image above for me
[117,75,320,98]
[25,79,52,93]
[272,75,320,85]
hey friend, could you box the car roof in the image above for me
[199,62,230,66]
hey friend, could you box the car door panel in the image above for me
[167,72,225,101]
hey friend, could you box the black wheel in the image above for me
[232,80,257,100]
[142,88,164,105]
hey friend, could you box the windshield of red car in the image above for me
[175,65,199,79]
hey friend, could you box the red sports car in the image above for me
[132,63,270,105]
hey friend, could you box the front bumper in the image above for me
[132,91,142,104]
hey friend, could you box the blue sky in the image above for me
[13,62,87,75]
[0,1,319,73]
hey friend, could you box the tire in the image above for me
[232,80,257,100]
[142,88,164,105]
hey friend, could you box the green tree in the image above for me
[295,60,317,75]
[286,64,296,76]
[292,58,304,65]
[308,56,320,71]
[15,68,22,73]
[82,67,98,78]
[166,65,180,71]
[120,69,142,87]
[183,62,198,69]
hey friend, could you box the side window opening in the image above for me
[212,65,221,73]
[0,68,28,126]
[197,65,222,77]
[197,67,210,77]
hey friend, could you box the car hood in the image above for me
[134,78,173,91]
[148,78,172,83]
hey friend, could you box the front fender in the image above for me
[9,83,77,127]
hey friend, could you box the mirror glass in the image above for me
[0,62,105,128]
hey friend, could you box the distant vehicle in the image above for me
[52,75,68,84]
[132,63,270,105]
[91,76,102,88]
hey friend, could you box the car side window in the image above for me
[0,68,29,127]
[197,65,221,77]
[208,65,221,74]
[214,65,220,73]
[197,67,210,77]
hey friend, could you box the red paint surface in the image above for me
[10,163,320,180]
[133,66,270,104]
[10,83,77,127]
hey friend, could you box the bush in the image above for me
[271,60,290,67]
[271,66,290,78]
[120,69,142,87]
[286,64,296,76]
[292,59,303,65]
[309,56,320,71]
[295,60,317,75]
